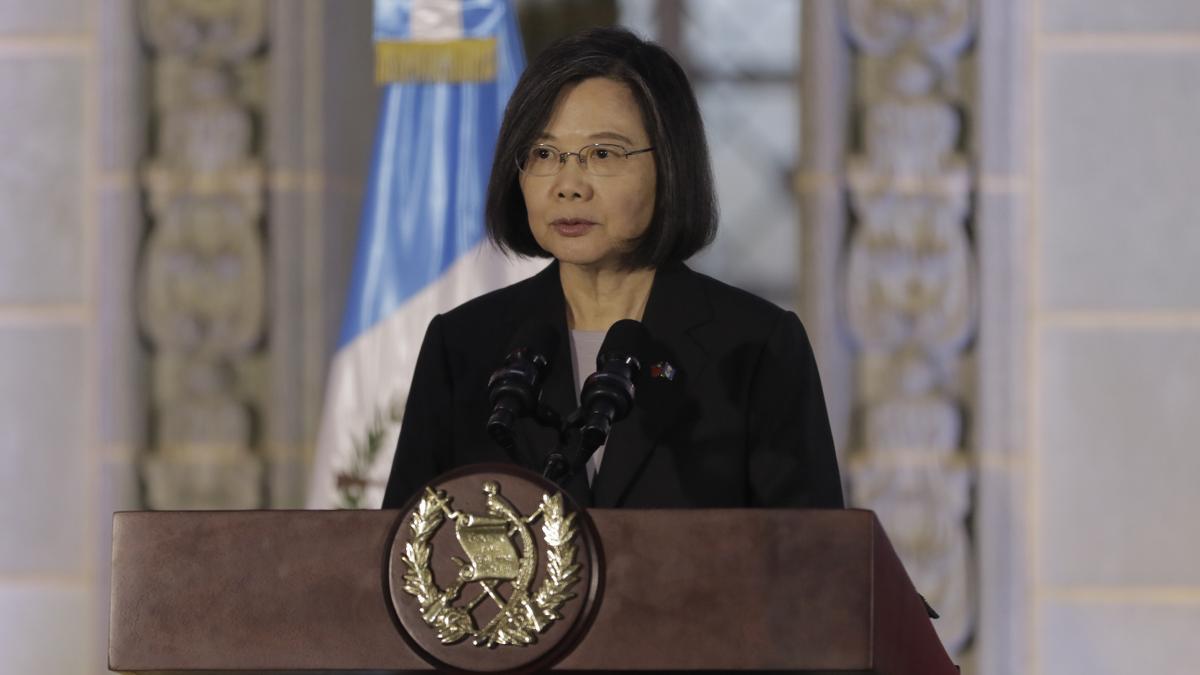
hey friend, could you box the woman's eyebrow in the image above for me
[536,131,637,145]
[590,131,636,145]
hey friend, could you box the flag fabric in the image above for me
[306,0,541,509]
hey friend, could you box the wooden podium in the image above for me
[110,492,956,673]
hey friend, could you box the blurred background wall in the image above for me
[0,0,1197,673]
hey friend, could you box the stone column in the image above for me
[137,0,268,509]
[840,0,977,654]
[971,0,1031,672]
[264,0,375,508]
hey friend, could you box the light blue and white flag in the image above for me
[307,0,540,508]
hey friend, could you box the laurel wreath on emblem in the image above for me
[400,481,582,648]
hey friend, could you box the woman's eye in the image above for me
[593,149,611,160]
[534,148,552,160]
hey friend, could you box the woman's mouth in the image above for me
[551,218,597,237]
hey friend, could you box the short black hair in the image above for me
[485,26,718,268]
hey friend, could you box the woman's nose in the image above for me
[553,158,593,200]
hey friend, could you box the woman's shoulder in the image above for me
[434,262,557,339]
[679,265,794,329]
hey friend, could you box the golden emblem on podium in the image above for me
[398,479,582,648]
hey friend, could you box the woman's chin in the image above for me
[553,252,610,269]
[540,240,610,268]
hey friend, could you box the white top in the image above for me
[568,329,607,486]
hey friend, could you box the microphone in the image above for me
[578,319,646,452]
[486,320,559,450]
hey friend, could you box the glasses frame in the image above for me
[516,142,655,177]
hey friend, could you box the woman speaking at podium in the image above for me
[382,27,843,511]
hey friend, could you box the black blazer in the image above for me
[381,261,844,510]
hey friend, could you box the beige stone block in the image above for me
[266,190,309,449]
[974,192,1029,459]
[100,457,140,516]
[0,325,87,575]
[93,458,139,671]
[0,0,85,34]
[95,186,146,448]
[1038,51,1200,310]
[796,191,853,458]
[266,0,310,171]
[97,0,146,172]
[1039,601,1200,675]
[0,586,90,673]
[974,464,1032,675]
[1038,327,1200,586]
[0,56,84,303]
[320,0,376,182]
[1044,0,1200,33]
[975,0,1030,176]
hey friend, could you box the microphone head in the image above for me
[487,320,560,452]
[577,319,647,451]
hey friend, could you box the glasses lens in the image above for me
[582,144,624,176]
[520,145,559,176]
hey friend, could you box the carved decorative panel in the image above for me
[137,0,267,509]
[842,0,976,653]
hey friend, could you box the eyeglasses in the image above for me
[516,143,655,177]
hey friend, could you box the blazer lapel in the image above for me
[590,264,712,507]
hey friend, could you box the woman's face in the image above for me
[519,77,657,270]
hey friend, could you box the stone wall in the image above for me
[0,0,375,670]
[0,0,138,670]
[801,1,1200,673]
[1029,1,1200,672]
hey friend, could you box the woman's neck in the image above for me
[559,263,656,331]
